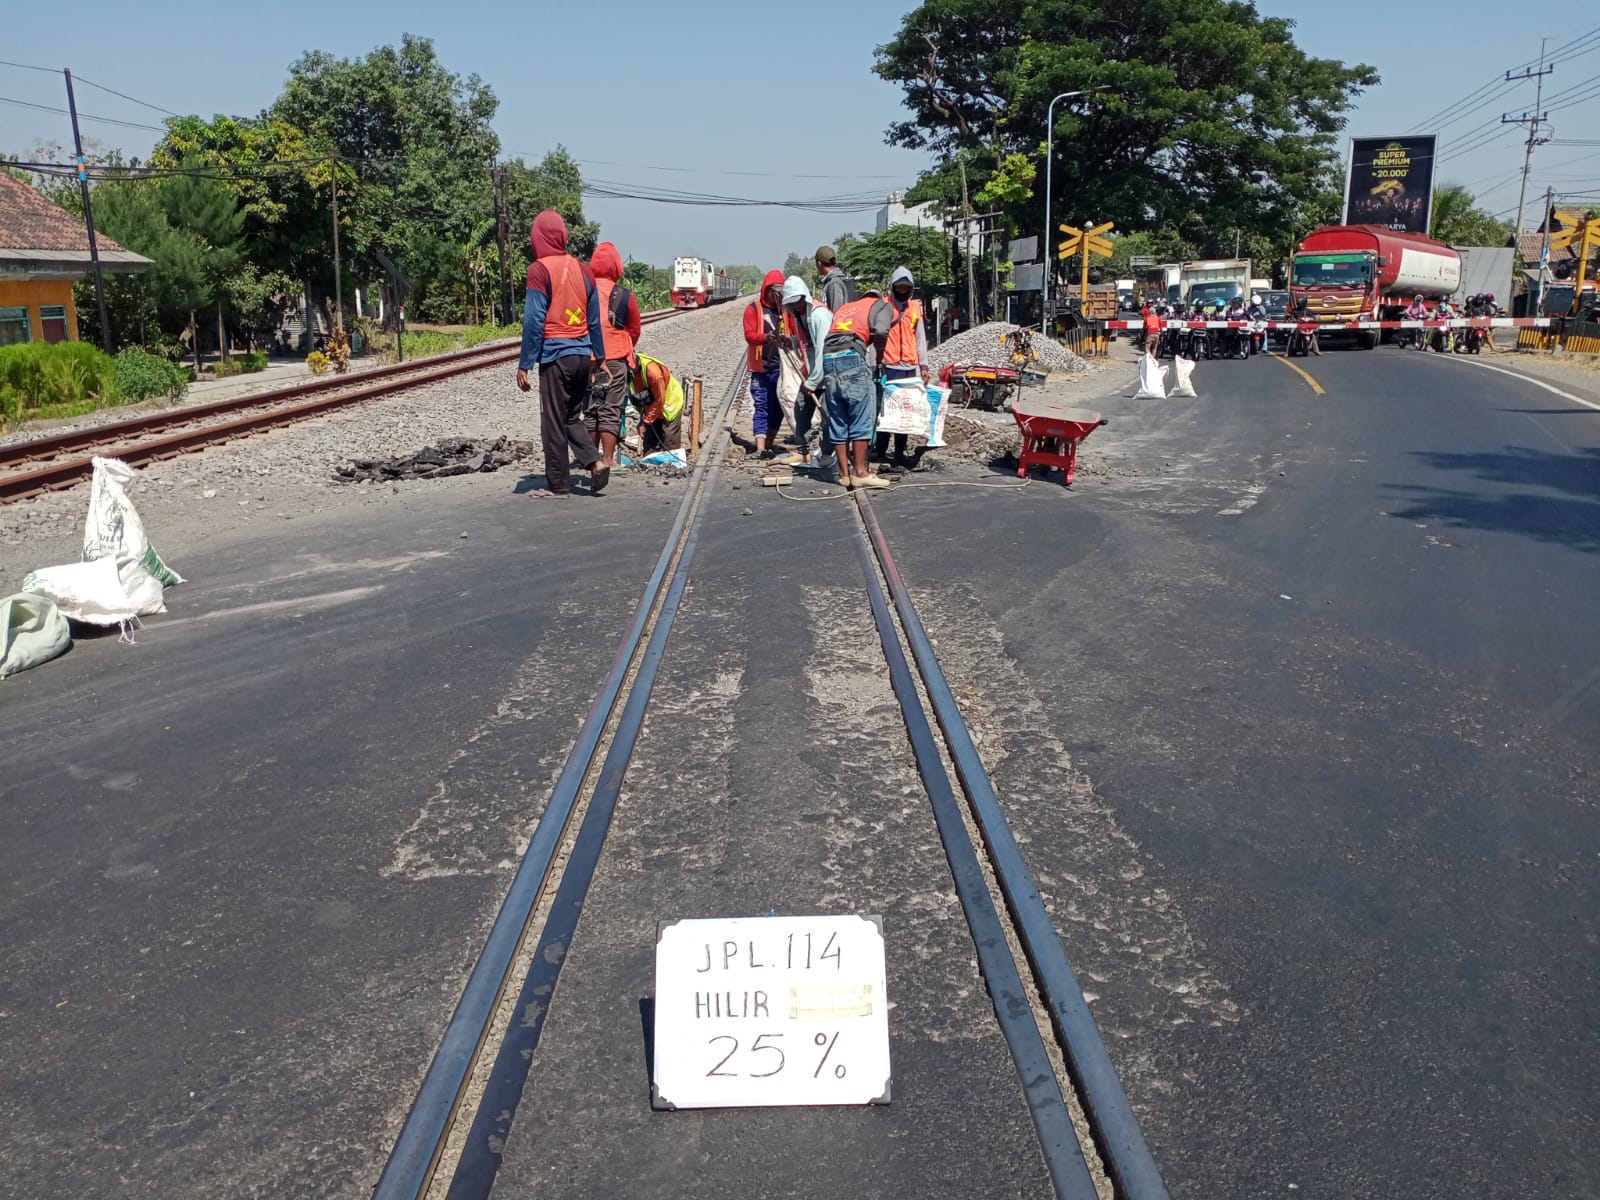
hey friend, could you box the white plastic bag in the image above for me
[21,556,165,625]
[878,377,931,436]
[1170,356,1197,398]
[1132,353,1169,399]
[0,592,70,679]
[926,384,949,448]
[84,456,183,586]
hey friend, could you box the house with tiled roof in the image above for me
[0,170,150,346]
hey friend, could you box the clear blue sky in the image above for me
[3,1,1596,267]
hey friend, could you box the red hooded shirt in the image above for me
[520,210,605,367]
[743,268,793,373]
[589,241,641,365]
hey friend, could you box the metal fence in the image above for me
[1517,317,1600,354]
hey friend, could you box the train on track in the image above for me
[670,257,740,308]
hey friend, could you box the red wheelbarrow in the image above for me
[1011,393,1108,486]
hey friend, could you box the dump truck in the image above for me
[1290,225,1461,347]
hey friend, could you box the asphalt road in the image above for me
[1,345,1596,1199]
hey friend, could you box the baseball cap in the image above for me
[815,245,837,265]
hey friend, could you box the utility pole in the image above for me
[1504,40,1554,252]
[329,154,344,332]
[957,156,978,325]
[493,163,511,325]
[62,69,111,352]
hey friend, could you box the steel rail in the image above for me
[372,362,746,1200]
[847,500,1099,1200]
[855,494,1170,1200]
[0,310,682,502]
[0,340,516,472]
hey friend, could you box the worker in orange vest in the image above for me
[822,290,893,489]
[743,269,792,457]
[872,266,931,467]
[516,210,608,497]
[586,242,640,476]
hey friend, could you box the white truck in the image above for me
[1180,259,1252,308]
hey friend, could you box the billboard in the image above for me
[1344,135,1437,235]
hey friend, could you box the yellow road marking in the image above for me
[1271,353,1326,395]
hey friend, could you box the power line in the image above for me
[72,73,180,118]
[1413,28,1600,143]
[0,93,166,133]
[0,59,180,117]
[566,156,908,182]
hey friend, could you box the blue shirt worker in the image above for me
[516,210,608,497]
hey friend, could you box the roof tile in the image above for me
[0,170,131,254]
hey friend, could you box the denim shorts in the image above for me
[823,351,875,443]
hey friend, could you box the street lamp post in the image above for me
[1042,89,1105,334]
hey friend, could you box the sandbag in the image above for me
[83,456,183,586]
[21,555,165,625]
[0,592,70,679]
[1170,356,1197,398]
[1132,353,1169,399]
[878,377,931,436]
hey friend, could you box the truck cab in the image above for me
[1291,251,1380,347]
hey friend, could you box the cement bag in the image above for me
[1170,356,1197,398]
[0,592,70,679]
[21,555,165,625]
[83,456,183,586]
[926,385,949,448]
[878,377,931,436]
[776,349,803,428]
[1133,353,1168,399]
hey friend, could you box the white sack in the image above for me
[1170,356,1198,398]
[776,349,803,429]
[21,556,165,625]
[1133,353,1169,400]
[0,592,71,679]
[84,456,184,586]
[878,377,931,436]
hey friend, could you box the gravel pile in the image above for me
[929,322,1093,375]
[0,304,747,590]
[334,436,534,483]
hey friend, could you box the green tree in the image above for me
[162,172,247,370]
[1430,183,1514,247]
[502,147,599,288]
[782,251,820,293]
[720,264,764,293]
[876,0,1375,255]
[271,35,502,324]
[834,224,955,291]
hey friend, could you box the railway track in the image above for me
[0,309,681,504]
[371,353,1170,1200]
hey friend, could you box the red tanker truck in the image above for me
[1289,225,1462,348]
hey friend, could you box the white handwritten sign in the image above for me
[651,914,891,1109]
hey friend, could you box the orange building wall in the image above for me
[0,279,80,342]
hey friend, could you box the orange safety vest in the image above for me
[540,254,591,342]
[829,297,881,345]
[594,276,635,364]
[881,297,923,366]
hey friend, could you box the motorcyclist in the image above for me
[1289,298,1321,357]
[1432,298,1455,353]
[1246,293,1267,355]
[1403,294,1428,351]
